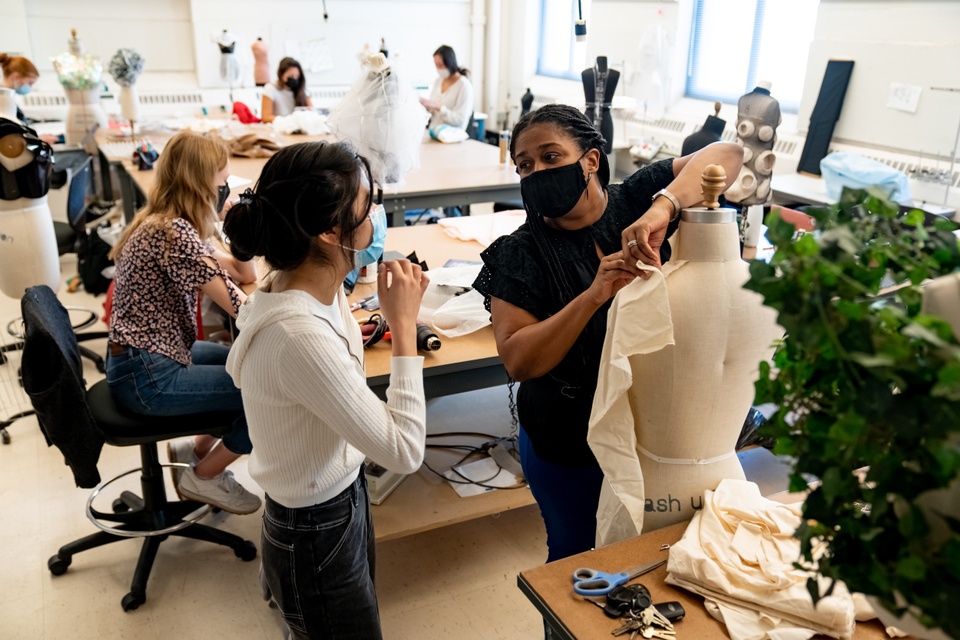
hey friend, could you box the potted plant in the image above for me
[746,187,960,639]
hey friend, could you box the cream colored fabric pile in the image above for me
[665,479,857,640]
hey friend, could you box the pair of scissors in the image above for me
[571,559,666,597]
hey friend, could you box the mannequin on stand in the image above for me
[726,81,781,248]
[252,37,270,87]
[588,165,783,545]
[216,29,242,103]
[52,29,106,145]
[582,57,619,154]
[0,100,60,300]
[520,88,534,118]
[681,102,725,156]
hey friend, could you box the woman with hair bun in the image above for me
[223,140,429,639]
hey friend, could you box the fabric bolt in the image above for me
[105,341,250,455]
[264,83,297,118]
[665,480,857,640]
[427,74,474,130]
[473,158,677,467]
[226,285,426,509]
[109,217,242,366]
[437,209,526,247]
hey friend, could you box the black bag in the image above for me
[77,228,113,295]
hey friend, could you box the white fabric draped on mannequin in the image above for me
[588,208,782,545]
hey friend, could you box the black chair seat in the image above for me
[87,380,235,446]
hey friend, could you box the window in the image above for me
[537,0,581,81]
[686,0,819,112]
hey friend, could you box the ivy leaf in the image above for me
[806,577,822,605]
[895,556,926,581]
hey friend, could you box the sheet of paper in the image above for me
[886,82,922,113]
[227,175,252,189]
[444,456,521,498]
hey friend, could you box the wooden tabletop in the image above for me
[519,521,899,640]
[383,138,519,196]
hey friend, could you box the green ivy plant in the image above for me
[746,187,960,638]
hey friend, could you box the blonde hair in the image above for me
[110,131,229,260]
[0,53,39,80]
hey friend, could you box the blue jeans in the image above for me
[519,427,604,563]
[261,471,380,640]
[105,341,251,454]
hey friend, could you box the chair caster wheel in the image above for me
[1,429,10,445]
[121,591,145,611]
[112,498,131,513]
[234,540,257,561]
[48,554,71,576]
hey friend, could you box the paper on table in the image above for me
[444,456,521,498]
[227,175,252,189]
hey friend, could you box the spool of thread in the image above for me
[357,262,378,284]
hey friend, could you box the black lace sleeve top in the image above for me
[473,158,676,466]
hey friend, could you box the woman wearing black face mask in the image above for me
[472,104,742,564]
[261,56,312,123]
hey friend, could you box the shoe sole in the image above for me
[175,484,262,515]
[166,441,188,501]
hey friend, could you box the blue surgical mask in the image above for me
[341,204,386,270]
[15,83,31,96]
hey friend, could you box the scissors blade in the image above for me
[624,559,666,581]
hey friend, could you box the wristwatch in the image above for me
[652,189,681,221]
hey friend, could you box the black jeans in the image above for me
[261,471,380,640]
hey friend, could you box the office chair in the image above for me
[20,285,257,612]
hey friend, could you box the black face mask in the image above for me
[285,77,301,91]
[216,184,230,213]
[520,152,589,218]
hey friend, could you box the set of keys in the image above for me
[583,583,682,639]
[611,605,676,639]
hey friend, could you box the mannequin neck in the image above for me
[675,218,741,262]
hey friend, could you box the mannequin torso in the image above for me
[582,57,619,154]
[590,204,782,544]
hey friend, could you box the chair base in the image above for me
[48,442,257,611]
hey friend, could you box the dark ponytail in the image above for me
[224,141,373,271]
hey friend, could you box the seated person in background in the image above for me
[420,45,474,130]
[106,131,261,515]
[261,57,312,123]
[223,141,429,639]
[0,53,59,144]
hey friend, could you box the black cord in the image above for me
[425,431,505,440]
[578,0,583,19]
[422,445,527,490]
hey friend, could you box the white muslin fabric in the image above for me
[665,479,857,640]
[437,210,526,247]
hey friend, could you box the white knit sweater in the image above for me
[226,286,426,509]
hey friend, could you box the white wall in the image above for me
[799,0,960,157]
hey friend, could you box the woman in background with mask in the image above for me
[419,44,474,130]
[261,56,312,123]
[107,131,261,515]
[473,104,742,563]
[223,141,429,639]
[0,53,59,143]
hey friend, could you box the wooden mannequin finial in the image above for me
[714,101,721,117]
[701,164,726,209]
[71,28,77,39]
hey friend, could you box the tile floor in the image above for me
[0,257,548,640]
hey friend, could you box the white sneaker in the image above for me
[177,467,262,515]
[166,438,199,489]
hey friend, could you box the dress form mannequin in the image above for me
[216,30,242,101]
[252,37,270,87]
[589,165,782,545]
[0,112,60,298]
[681,102,725,156]
[520,88,534,118]
[726,80,781,206]
[582,57,619,154]
[52,30,106,145]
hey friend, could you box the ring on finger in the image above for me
[627,239,638,249]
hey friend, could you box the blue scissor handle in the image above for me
[572,567,630,596]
